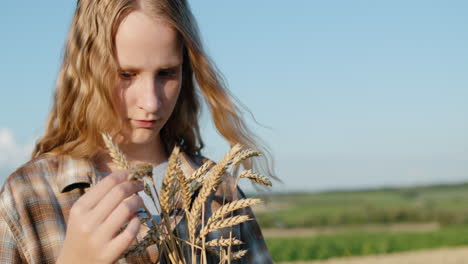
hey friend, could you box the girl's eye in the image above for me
[158,69,177,77]
[119,71,136,79]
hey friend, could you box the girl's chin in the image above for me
[127,131,159,145]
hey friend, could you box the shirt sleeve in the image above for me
[237,187,273,264]
[0,218,25,264]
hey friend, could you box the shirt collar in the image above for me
[56,155,99,193]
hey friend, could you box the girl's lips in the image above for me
[131,120,156,128]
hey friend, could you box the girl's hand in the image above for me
[57,171,144,264]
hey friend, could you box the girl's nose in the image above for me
[136,76,161,113]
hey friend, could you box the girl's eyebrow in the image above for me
[159,63,182,70]
[118,66,140,72]
[118,62,182,72]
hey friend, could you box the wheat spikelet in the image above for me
[160,146,180,213]
[187,160,215,193]
[205,246,220,257]
[169,165,185,204]
[221,143,244,165]
[204,238,243,247]
[231,148,261,166]
[239,170,272,186]
[223,249,248,262]
[101,133,130,170]
[189,181,202,194]
[187,210,199,242]
[128,163,153,181]
[188,160,215,181]
[207,198,261,226]
[143,184,153,198]
[177,172,192,212]
[189,170,211,193]
[199,215,251,238]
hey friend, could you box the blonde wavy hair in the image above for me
[32,0,274,178]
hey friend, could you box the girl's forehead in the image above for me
[115,10,183,69]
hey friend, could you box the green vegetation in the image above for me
[256,183,468,228]
[266,225,468,262]
[254,183,468,262]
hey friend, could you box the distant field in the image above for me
[266,225,468,262]
[278,246,468,264]
[262,222,439,238]
[255,183,468,228]
[252,183,468,262]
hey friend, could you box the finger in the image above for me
[90,180,144,224]
[104,215,141,261]
[99,194,144,240]
[75,171,129,210]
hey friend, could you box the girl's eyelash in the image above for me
[159,69,177,76]
[119,71,136,79]
[119,68,179,79]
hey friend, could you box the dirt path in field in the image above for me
[263,222,439,238]
[278,246,468,264]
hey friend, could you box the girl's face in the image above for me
[114,10,183,145]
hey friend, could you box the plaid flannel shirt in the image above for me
[0,153,272,264]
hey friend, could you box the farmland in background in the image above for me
[251,183,468,262]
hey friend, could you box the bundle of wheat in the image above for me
[102,133,271,264]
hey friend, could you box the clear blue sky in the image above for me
[1,1,467,192]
